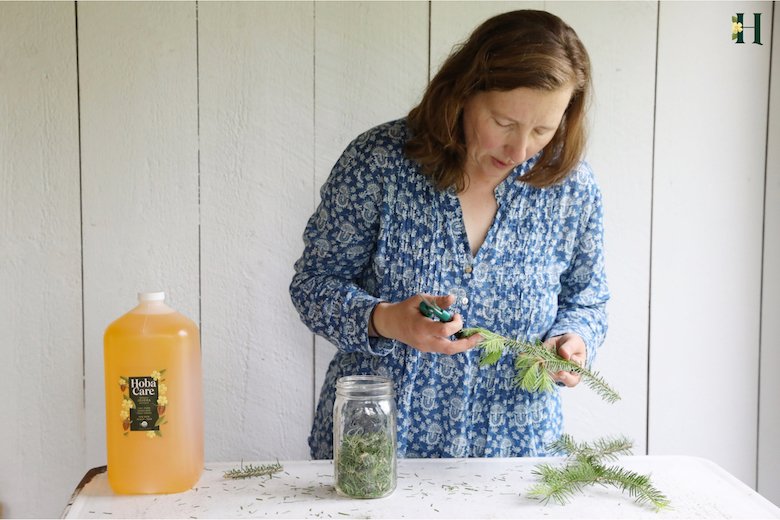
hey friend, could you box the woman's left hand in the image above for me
[544,333,586,388]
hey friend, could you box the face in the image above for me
[461,86,574,184]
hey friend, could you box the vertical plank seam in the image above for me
[646,0,661,457]
[427,0,431,81]
[312,0,318,423]
[74,0,86,425]
[195,0,202,333]
[756,0,776,494]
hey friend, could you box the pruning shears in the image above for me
[418,295,453,322]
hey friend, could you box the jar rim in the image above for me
[336,375,394,397]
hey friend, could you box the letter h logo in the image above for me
[732,13,762,45]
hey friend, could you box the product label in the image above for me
[118,369,168,438]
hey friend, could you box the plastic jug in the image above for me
[103,291,203,494]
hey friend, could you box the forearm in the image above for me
[290,270,393,356]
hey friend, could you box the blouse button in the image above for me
[464,265,473,274]
[461,296,469,305]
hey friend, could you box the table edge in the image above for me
[60,466,107,519]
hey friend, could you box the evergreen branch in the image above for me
[223,461,283,480]
[518,356,553,393]
[528,460,599,505]
[575,367,620,404]
[480,347,503,366]
[548,433,634,464]
[576,437,634,463]
[519,341,620,403]
[526,435,671,511]
[531,462,564,481]
[462,327,621,403]
[546,433,578,456]
[597,464,671,511]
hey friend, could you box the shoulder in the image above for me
[345,119,410,162]
[355,118,411,143]
[563,160,600,191]
[324,120,414,198]
[554,160,603,203]
[333,119,421,191]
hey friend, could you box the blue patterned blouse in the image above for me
[290,119,609,459]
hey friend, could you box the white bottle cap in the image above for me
[138,291,166,302]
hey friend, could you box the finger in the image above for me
[557,342,575,360]
[568,353,584,368]
[418,293,457,323]
[418,292,452,305]
[433,293,456,309]
[555,369,581,388]
[461,332,483,349]
[557,342,586,367]
[419,313,461,337]
[426,333,481,355]
[441,313,464,336]
[564,370,582,386]
[421,336,461,354]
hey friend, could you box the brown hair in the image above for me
[406,10,591,190]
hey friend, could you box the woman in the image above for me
[290,9,609,459]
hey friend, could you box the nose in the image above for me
[504,134,528,165]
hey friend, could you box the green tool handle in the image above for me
[419,300,453,322]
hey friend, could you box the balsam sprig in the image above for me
[460,327,620,403]
[223,461,283,480]
[528,434,671,511]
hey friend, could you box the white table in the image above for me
[63,456,780,519]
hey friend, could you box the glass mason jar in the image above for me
[333,375,397,499]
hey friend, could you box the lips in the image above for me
[491,157,510,169]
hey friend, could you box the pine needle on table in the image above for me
[223,461,283,480]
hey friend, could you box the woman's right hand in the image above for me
[370,294,482,355]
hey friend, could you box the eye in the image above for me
[494,118,513,128]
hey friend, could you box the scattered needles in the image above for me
[527,434,671,511]
[460,327,621,403]
[223,461,283,480]
[336,432,395,498]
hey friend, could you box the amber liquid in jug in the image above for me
[103,292,203,494]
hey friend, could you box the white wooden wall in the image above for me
[760,0,780,506]
[651,0,771,492]
[0,3,83,516]
[0,1,777,517]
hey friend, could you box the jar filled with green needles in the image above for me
[333,375,397,498]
